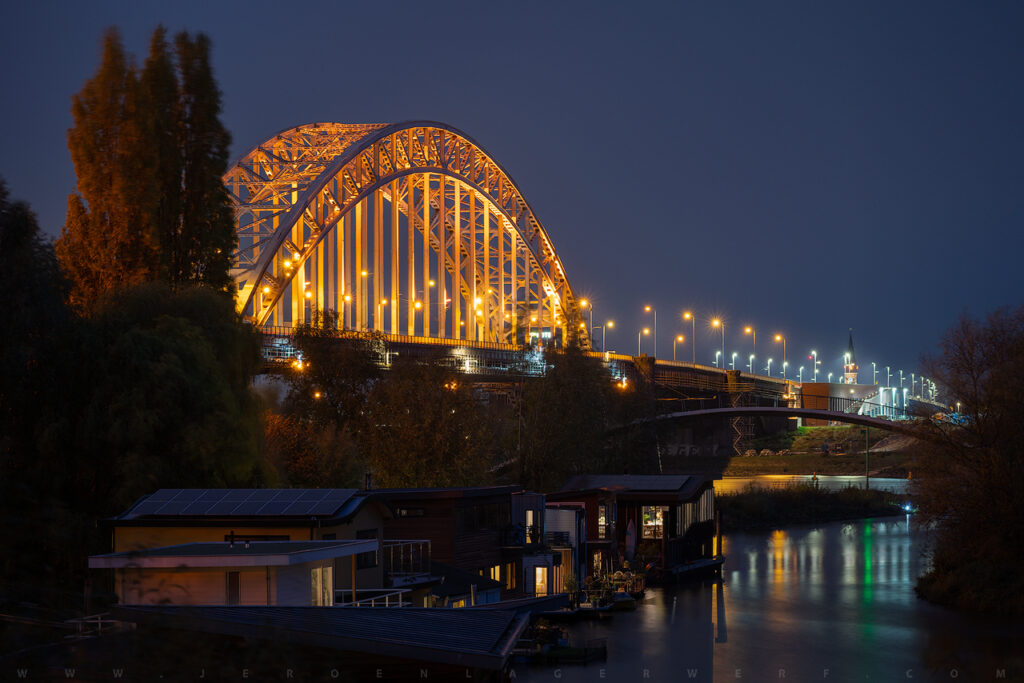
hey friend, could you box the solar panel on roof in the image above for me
[255,501,292,515]
[247,490,278,501]
[205,501,242,515]
[147,489,182,501]
[128,501,165,516]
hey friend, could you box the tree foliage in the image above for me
[361,355,494,488]
[264,413,363,488]
[912,306,1024,615]
[57,27,234,312]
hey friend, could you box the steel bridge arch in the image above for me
[224,121,587,347]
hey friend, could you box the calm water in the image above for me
[514,519,1024,682]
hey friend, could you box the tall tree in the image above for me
[57,28,157,312]
[912,307,1024,615]
[173,31,235,292]
[57,27,236,308]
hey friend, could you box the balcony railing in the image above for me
[334,588,412,607]
[500,524,542,547]
[383,539,431,586]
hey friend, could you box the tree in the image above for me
[57,27,236,310]
[519,346,615,491]
[171,31,235,292]
[361,355,494,488]
[57,28,157,312]
[282,309,382,432]
[912,306,1024,615]
[264,413,363,488]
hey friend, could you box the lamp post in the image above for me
[911,373,916,396]
[748,354,754,373]
[745,326,756,362]
[782,360,789,379]
[828,372,833,384]
[580,299,593,347]
[683,311,696,363]
[711,318,724,369]
[811,350,819,381]
[766,358,773,376]
[872,362,877,385]
[342,293,352,330]
[886,366,892,387]
[774,334,786,370]
[674,335,685,361]
[644,305,657,358]
[715,350,721,368]
[731,352,738,370]
[798,366,804,383]
[638,327,650,356]
[605,320,614,352]
[899,370,904,389]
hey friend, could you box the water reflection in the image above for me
[514,519,1023,682]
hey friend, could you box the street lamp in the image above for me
[644,305,657,358]
[638,327,650,356]
[886,366,892,387]
[782,360,789,379]
[580,299,593,346]
[811,350,819,381]
[683,311,696,363]
[711,318,725,368]
[715,350,721,368]
[748,354,754,373]
[745,326,756,359]
[376,298,389,331]
[798,366,804,382]
[872,362,877,385]
[342,293,352,330]
[593,320,614,352]
[766,358,773,376]
[730,351,738,370]
[899,370,904,388]
[828,372,833,383]
[774,334,786,370]
[911,373,916,396]
[673,334,685,361]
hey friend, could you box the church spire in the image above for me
[844,328,858,384]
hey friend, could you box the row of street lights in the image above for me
[581,300,936,394]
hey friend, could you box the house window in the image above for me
[396,507,425,517]
[642,506,668,539]
[489,565,501,582]
[598,505,608,539]
[525,509,535,543]
[506,562,517,590]
[310,565,333,606]
[534,567,548,597]
[356,529,378,569]
[226,571,240,605]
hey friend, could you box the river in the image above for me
[513,518,1024,682]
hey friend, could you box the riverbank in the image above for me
[717,483,906,531]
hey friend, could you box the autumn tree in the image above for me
[361,355,494,488]
[912,306,1024,615]
[57,27,235,311]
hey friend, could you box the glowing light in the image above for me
[343,294,351,302]
[711,319,721,328]
[644,305,652,312]
[414,301,422,310]
[304,291,312,299]
[429,279,436,287]
[676,335,684,342]
[262,286,270,294]
[607,321,615,328]
[642,328,650,335]
[775,334,783,342]
[531,316,537,322]
[744,326,753,335]
[580,299,589,308]
[380,298,388,306]
[683,311,692,320]
[361,270,368,277]
[314,391,321,399]
[283,260,291,268]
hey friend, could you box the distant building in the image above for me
[844,329,859,384]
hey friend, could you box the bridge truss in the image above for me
[225,122,587,347]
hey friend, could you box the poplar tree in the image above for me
[57,27,236,310]
[57,28,157,312]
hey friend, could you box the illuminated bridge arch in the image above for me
[225,121,587,347]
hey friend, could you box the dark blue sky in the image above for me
[3,1,1022,384]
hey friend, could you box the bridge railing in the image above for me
[798,392,912,420]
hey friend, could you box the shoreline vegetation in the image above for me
[717,483,907,532]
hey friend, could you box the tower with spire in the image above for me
[844,329,858,384]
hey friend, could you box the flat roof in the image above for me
[111,606,529,671]
[550,474,711,502]
[89,540,377,569]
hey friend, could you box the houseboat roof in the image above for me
[551,474,711,501]
[428,561,504,599]
[89,540,377,569]
[111,605,529,671]
[111,488,383,525]
[371,485,522,500]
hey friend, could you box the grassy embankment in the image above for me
[717,483,907,532]
[698,425,919,477]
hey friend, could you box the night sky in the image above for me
[3,1,1022,384]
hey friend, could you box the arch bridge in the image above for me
[225,121,587,347]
